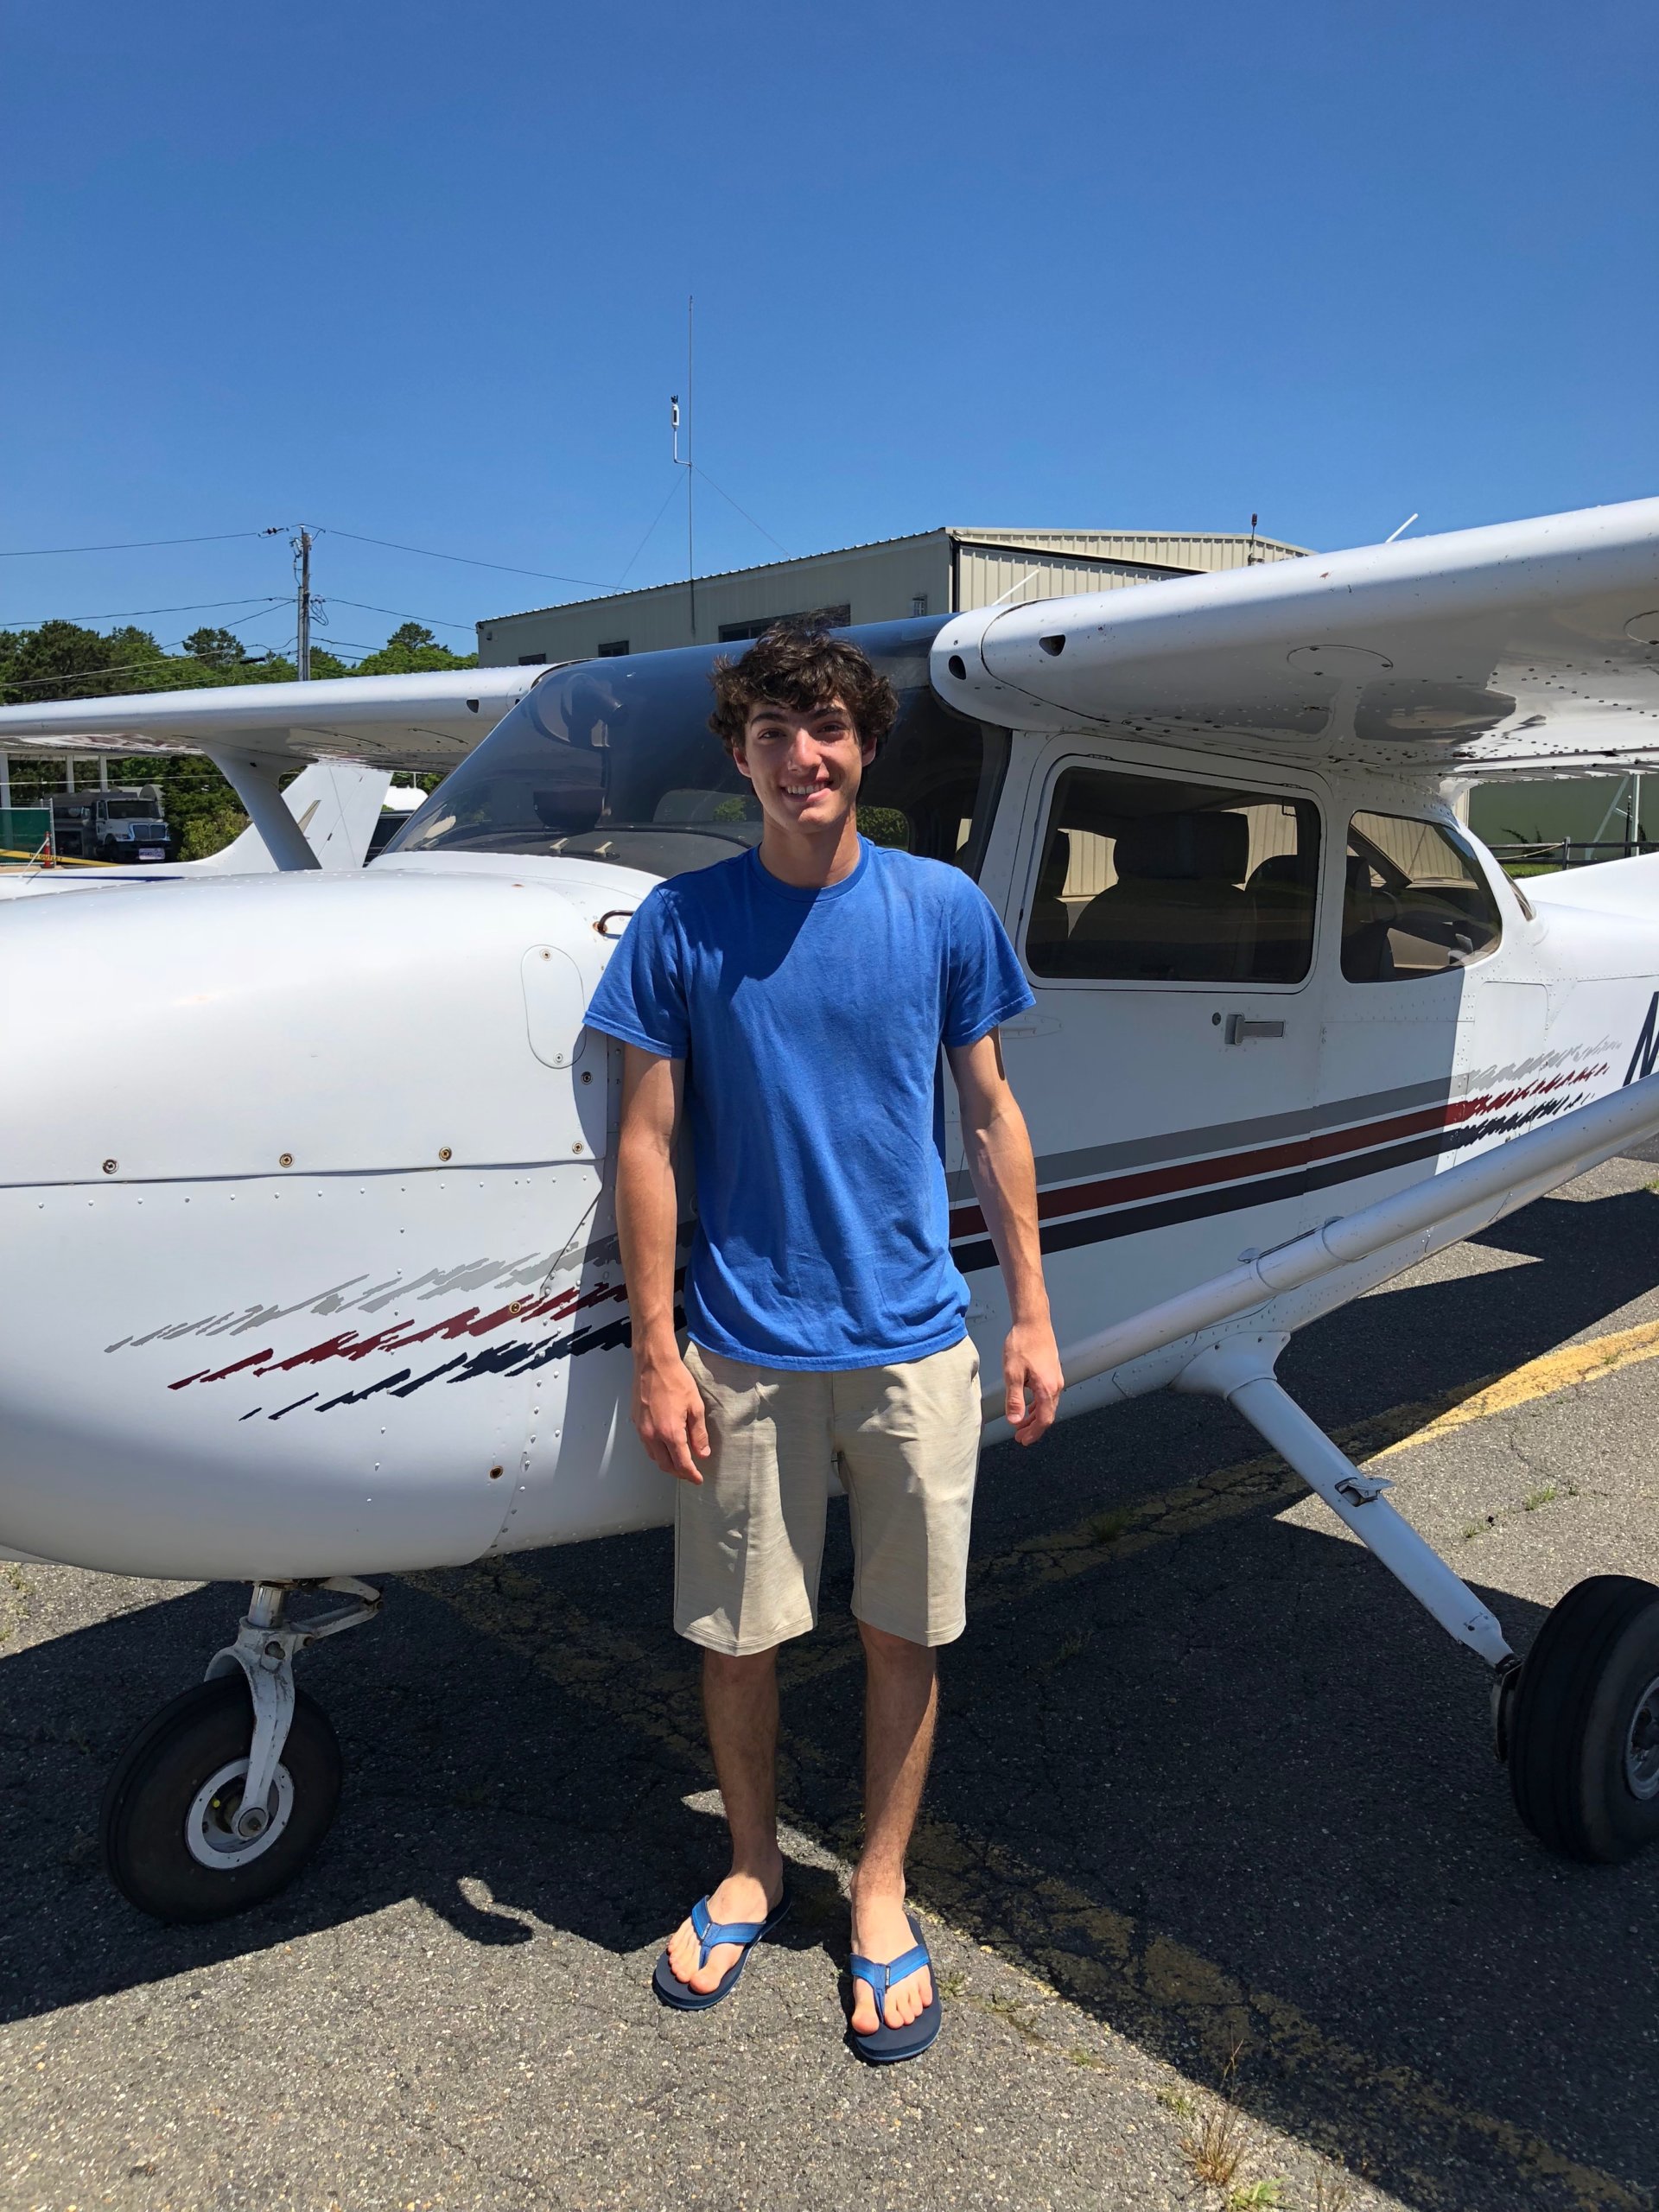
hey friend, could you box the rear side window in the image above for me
[1342,811,1503,982]
[1026,766,1320,983]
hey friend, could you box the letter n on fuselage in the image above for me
[1624,991,1659,1087]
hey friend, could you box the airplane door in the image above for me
[1313,804,1528,1217]
[965,748,1325,1377]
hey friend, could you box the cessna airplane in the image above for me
[4,496,1659,1923]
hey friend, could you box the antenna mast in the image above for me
[669,299,698,637]
[685,295,696,638]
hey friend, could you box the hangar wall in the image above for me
[476,525,1306,669]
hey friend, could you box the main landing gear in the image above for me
[101,1578,381,1922]
[1179,1336,1659,1866]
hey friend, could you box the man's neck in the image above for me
[755,812,863,889]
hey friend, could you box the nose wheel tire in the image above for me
[100,1676,343,1922]
[1508,1574,1659,1864]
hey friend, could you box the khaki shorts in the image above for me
[675,1335,982,1656]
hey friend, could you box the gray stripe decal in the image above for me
[946,1077,1452,1201]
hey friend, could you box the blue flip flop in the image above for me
[847,1910,943,2064]
[652,1888,791,2011]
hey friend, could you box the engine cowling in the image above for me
[0,858,661,1579]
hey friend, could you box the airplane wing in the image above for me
[0,666,545,870]
[0,760,393,900]
[0,665,537,773]
[931,495,1659,781]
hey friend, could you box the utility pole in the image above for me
[294,528,315,680]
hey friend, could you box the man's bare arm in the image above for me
[614,1043,709,1483]
[945,1028,1064,1445]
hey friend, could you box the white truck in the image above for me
[48,785,172,864]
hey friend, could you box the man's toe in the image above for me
[690,1943,737,1993]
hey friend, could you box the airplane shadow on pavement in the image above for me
[3,1179,1658,2212]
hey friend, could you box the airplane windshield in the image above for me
[385,620,1011,881]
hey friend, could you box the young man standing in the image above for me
[583,624,1062,2063]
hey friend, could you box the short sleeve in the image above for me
[583,886,690,1058]
[942,876,1035,1048]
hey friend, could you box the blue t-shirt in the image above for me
[584,840,1034,1370]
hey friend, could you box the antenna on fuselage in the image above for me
[1384,512,1420,543]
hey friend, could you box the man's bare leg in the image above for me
[849,1620,938,2031]
[664,1647,786,1993]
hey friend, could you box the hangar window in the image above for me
[385,620,1009,882]
[1026,766,1320,984]
[597,639,629,657]
[718,605,852,643]
[1341,811,1502,982]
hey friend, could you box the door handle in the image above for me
[1225,1014,1286,1045]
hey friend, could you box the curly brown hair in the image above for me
[708,620,899,760]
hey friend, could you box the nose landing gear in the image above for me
[100,1578,381,1922]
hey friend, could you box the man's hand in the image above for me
[1002,1318,1064,1446]
[632,1346,712,1483]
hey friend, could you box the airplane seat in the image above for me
[1071,812,1252,981]
[1341,853,1397,981]
[1026,830,1072,958]
[1244,850,1318,982]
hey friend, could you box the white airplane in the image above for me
[0,757,397,896]
[4,497,1659,1923]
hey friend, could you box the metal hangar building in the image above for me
[474,525,1307,667]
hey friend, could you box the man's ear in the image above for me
[732,743,753,783]
[860,737,877,766]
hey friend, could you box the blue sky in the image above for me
[3,0,1655,659]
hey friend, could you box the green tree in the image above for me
[0,619,173,703]
[181,626,248,670]
[349,621,478,677]
[1,614,480,856]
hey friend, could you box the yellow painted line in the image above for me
[413,1558,1643,2211]
[776,1374,1509,1691]
[876,1310,1659,1639]
[1370,1316,1659,1464]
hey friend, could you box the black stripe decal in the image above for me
[944,1077,1453,1202]
[952,1096,1577,1276]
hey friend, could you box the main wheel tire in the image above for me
[100,1675,342,1922]
[1508,1574,1659,1864]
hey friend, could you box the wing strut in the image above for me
[1174,1334,1512,1666]
[205,747,322,872]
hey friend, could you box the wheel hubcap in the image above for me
[1624,1673,1659,1802]
[186,1758,295,1868]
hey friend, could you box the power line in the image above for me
[0,596,288,627]
[325,596,474,632]
[325,528,612,590]
[0,529,277,557]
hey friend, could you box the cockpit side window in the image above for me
[385,620,1010,883]
[1341,811,1503,982]
[1026,765,1321,985]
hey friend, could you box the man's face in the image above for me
[734,695,874,836]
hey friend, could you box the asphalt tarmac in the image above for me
[4,1158,1659,2212]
